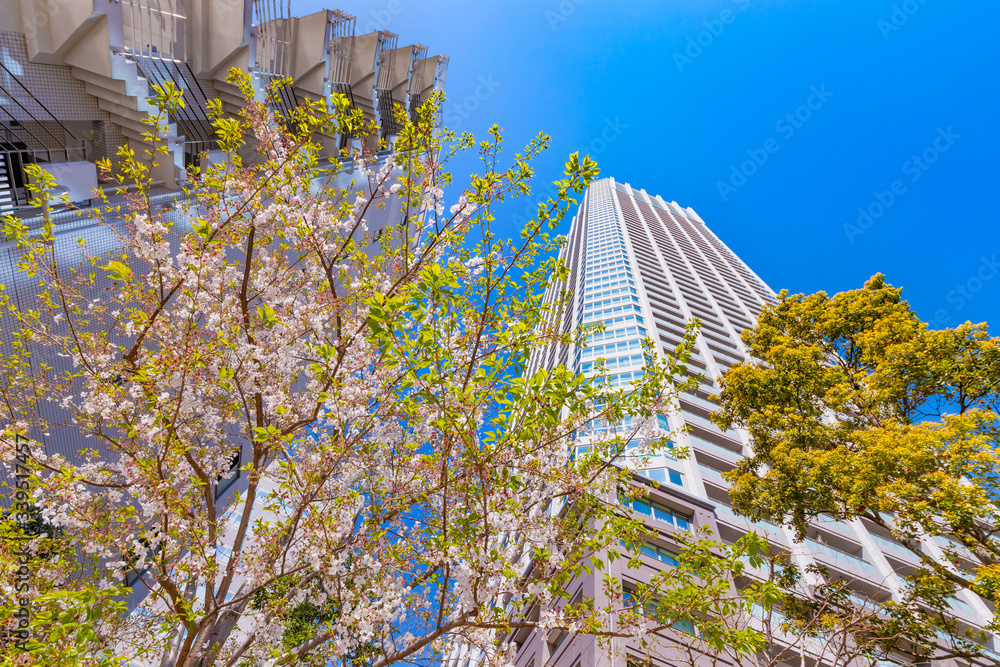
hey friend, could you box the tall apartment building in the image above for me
[496,177,996,667]
[0,0,448,609]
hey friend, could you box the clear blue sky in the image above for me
[303,0,999,330]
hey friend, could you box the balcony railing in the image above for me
[406,46,429,124]
[374,31,399,138]
[688,433,742,461]
[713,502,784,538]
[805,538,880,577]
[121,0,187,63]
[867,531,920,561]
[326,9,356,107]
[129,57,216,165]
[253,0,293,77]
[0,61,87,210]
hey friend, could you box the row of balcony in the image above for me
[2,0,448,211]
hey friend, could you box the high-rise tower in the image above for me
[510,177,996,667]
[530,177,777,497]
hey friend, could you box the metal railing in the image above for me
[0,60,88,211]
[259,74,298,121]
[374,31,399,138]
[0,64,84,155]
[121,0,187,63]
[407,46,428,124]
[806,538,880,576]
[326,9,356,103]
[253,0,293,77]
[0,146,89,212]
[130,57,216,165]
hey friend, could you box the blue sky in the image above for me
[303,0,999,331]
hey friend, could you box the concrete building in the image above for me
[482,177,997,667]
[0,0,447,609]
[0,0,448,209]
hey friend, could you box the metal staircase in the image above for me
[0,153,15,213]
[8,0,450,191]
[0,61,87,209]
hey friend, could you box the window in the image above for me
[653,501,690,529]
[548,629,567,652]
[638,468,683,487]
[641,542,679,567]
[622,495,691,530]
[673,620,696,634]
[641,468,665,484]
[579,353,644,374]
[623,589,696,634]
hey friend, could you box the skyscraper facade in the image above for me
[510,177,996,667]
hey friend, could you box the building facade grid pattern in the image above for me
[519,177,995,666]
[0,31,107,121]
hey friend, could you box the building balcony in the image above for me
[1,0,447,210]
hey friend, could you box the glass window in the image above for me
[673,620,696,635]
[652,504,673,524]
[660,502,691,528]
[668,470,683,486]
[622,589,637,609]
[633,498,651,516]
[655,544,679,567]
[644,468,667,484]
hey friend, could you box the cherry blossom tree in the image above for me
[0,73,711,667]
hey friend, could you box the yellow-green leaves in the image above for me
[256,303,282,328]
[715,274,1000,641]
[152,81,185,114]
[213,116,244,154]
[100,260,132,283]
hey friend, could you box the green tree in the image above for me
[713,274,999,661]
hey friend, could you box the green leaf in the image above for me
[100,260,132,282]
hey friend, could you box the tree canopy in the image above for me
[0,73,709,667]
[714,274,1000,646]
